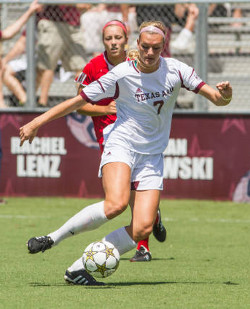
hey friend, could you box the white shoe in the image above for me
[171,28,194,53]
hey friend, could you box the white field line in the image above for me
[0,214,250,224]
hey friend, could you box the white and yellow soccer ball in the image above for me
[82,240,120,278]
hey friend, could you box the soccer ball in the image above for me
[82,240,120,278]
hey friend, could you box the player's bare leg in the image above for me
[129,189,166,261]
[64,163,136,286]
[102,162,131,219]
[27,162,132,253]
[129,191,152,261]
[126,189,160,243]
[63,168,160,286]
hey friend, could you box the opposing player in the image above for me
[20,20,232,286]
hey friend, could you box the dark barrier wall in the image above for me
[0,112,249,200]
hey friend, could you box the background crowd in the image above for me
[0,2,246,108]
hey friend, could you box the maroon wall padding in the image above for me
[0,112,248,200]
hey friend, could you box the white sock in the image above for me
[48,201,108,245]
[68,257,84,272]
[67,227,136,273]
[103,226,137,255]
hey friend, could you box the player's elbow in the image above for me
[75,95,87,110]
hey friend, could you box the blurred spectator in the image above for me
[171,3,243,53]
[208,3,229,17]
[0,0,40,108]
[1,33,27,106]
[231,7,243,28]
[208,3,243,27]
[36,4,90,107]
[171,4,199,53]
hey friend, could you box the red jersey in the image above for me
[75,51,121,147]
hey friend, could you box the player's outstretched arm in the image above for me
[19,94,86,146]
[198,81,232,106]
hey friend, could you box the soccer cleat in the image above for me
[27,236,54,254]
[153,209,167,243]
[64,269,105,286]
[130,245,152,262]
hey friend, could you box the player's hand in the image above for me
[105,101,117,115]
[216,81,232,100]
[19,121,39,146]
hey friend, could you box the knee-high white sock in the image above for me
[103,227,137,255]
[48,201,108,245]
[68,257,84,272]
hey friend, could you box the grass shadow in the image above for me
[30,282,110,289]
[29,280,239,288]
[120,257,174,261]
[107,281,239,287]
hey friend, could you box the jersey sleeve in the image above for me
[80,69,118,104]
[75,62,94,86]
[178,61,205,93]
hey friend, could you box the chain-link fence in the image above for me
[0,1,250,112]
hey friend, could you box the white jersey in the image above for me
[80,57,205,154]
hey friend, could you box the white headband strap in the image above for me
[140,26,165,39]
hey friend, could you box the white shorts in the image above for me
[99,145,163,191]
[8,56,27,72]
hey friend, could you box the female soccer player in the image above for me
[25,20,166,271]
[20,20,232,286]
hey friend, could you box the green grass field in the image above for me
[0,197,250,309]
